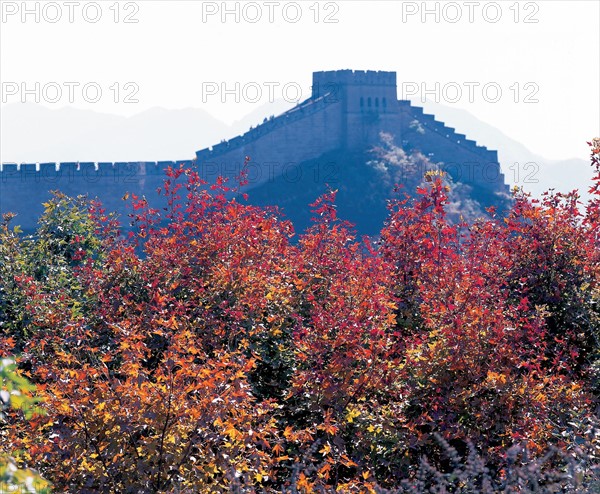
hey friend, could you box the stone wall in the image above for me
[0,161,193,231]
[1,69,510,232]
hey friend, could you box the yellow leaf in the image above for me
[319,444,331,455]
[345,407,360,424]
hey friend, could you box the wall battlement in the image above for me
[196,92,337,162]
[311,70,397,99]
[1,69,509,232]
[1,160,195,178]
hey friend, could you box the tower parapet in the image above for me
[311,69,397,99]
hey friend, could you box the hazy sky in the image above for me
[1,0,599,161]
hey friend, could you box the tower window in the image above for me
[383,97,387,108]
[368,97,372,107]
[360,97,364,108]
[375,97,379,107]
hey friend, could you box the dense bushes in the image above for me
[0,143,599,492]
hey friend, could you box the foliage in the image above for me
[0,357,51,493]
[0,143,598,492]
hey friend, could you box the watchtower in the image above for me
[311,70,399,148]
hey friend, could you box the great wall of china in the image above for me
[0,70,510,232]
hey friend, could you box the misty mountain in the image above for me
[419,100,594,201]
[0,104,228,162]
[0,101,298,164]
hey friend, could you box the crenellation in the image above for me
[97,162,115,175]
[0,164,18,183]
[39,163,58,175]
[79,162,98,173]
[196,91,340,161]
[19,164,37,177]
[212,142,229,153]
[55,163,77,180]
[312,70,396,96]
[57,162,77,171]
[1,69,508,232]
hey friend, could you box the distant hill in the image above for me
[419,100,594,201]
[0,103,229,162]
[0,101,299,164]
